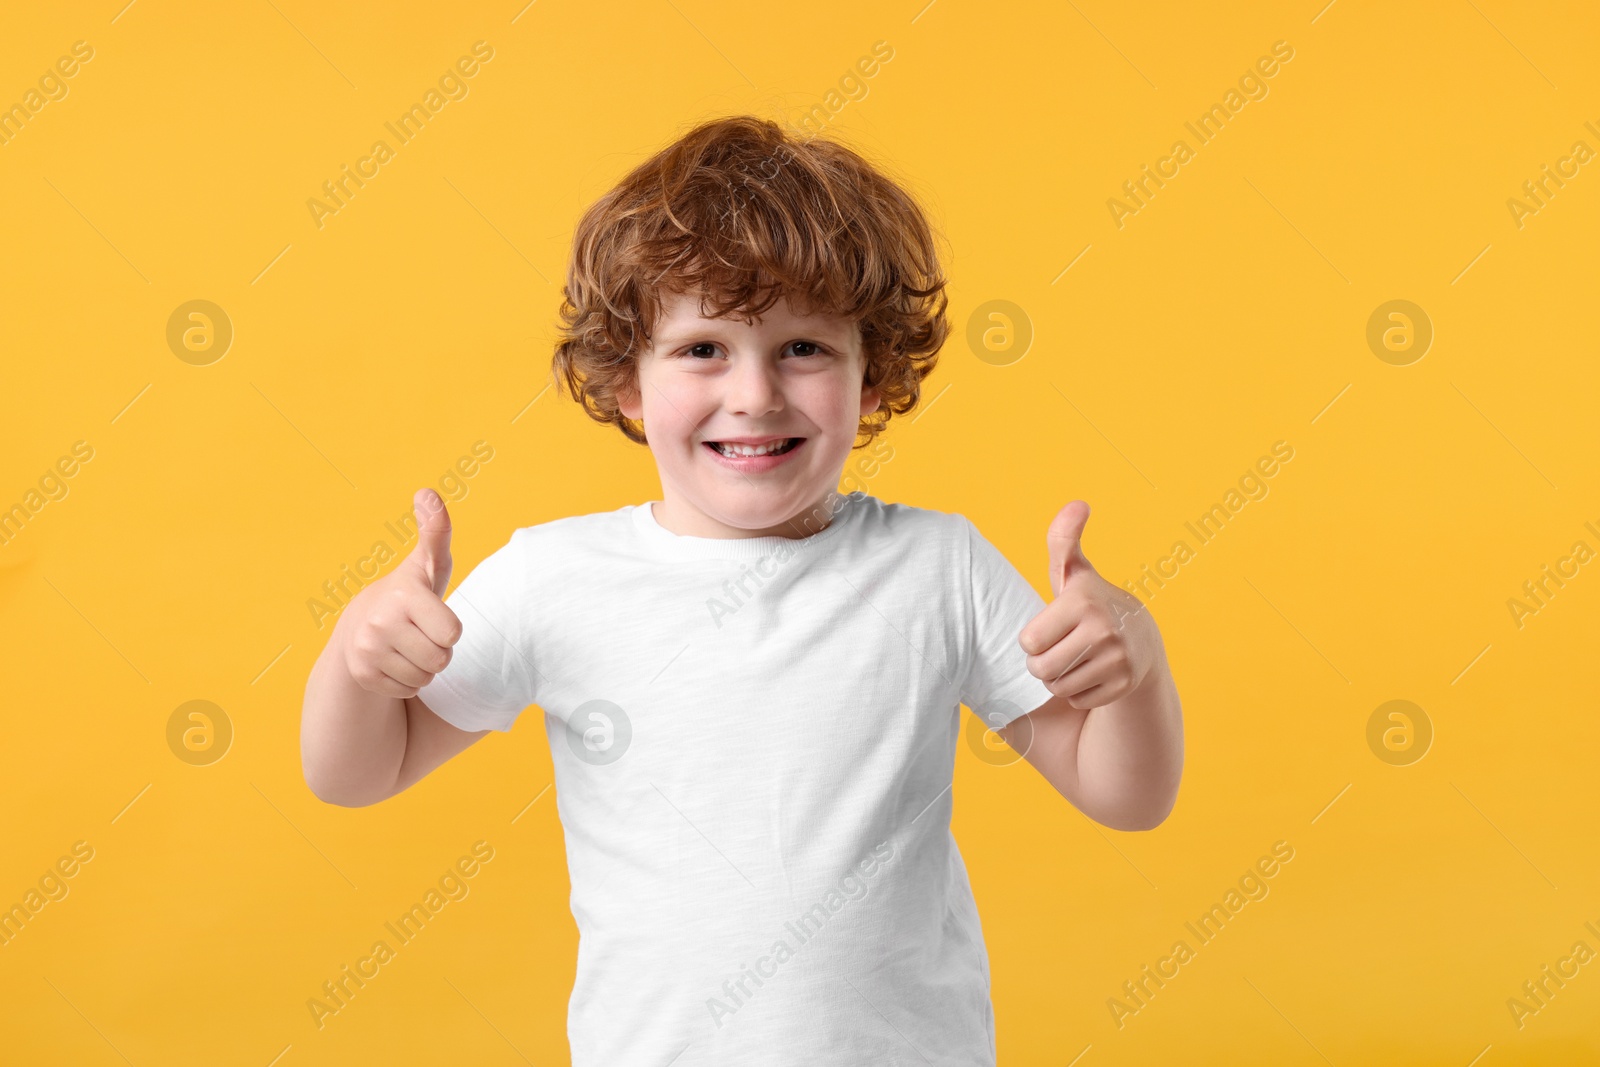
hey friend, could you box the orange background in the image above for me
[2,1,1597,1063]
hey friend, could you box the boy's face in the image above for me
[617,288,882,539]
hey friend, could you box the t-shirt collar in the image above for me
[629,490,867,560]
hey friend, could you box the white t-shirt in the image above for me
[418,490,1056,1066]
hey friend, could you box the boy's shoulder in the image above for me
[848,492,972,540]
[501,502,638,551]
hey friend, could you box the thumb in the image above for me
[410,488,453,597]
[1045,500,1092,599]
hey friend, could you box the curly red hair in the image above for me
[550,114,950,448]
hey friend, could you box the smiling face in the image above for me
[615,288,883,539]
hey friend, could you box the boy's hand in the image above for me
[338,488,464,698]
[1017,501,1160,711]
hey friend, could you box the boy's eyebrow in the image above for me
[654,318,856,348]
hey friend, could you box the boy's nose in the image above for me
[723,355,784,416]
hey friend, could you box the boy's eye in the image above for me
[680,341,827,359]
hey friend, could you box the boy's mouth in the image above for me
[704,437,803,458]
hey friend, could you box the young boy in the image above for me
[300,114,1183,1065]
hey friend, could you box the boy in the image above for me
[300,114,1183,1065]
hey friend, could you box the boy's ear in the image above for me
[856,334,880,415]
[617,378,642,420]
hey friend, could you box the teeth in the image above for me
[714,439,793,457]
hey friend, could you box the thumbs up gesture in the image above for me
[409,486,454,597]
[1017,501,1159,711]
[338,488,465,698]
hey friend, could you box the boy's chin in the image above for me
[687,486,837,533]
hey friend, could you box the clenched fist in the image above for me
[338,488,464,698]
[1018,501,1160,711]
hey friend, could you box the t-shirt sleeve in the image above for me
[957,515,1057,731]
[416,529,539,733]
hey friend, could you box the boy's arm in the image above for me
[998,646,1182,832]
[300,621,409,807]
[299,621,487,807]
[394,694,491,796]
[301,489,484,807]
[998,501,1184,831]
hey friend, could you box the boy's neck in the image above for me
[650,490,850,540]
